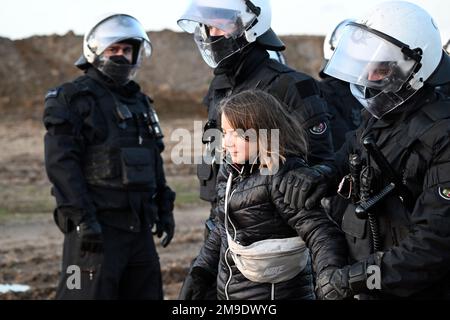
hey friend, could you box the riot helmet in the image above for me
[75,14,152,85]
[324,1,450,119]
[177,0,284,68]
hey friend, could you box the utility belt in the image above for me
[224,173,309,284]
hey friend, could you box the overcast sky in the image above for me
[1,0,449,41]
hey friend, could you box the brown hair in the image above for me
[219,89,308,171]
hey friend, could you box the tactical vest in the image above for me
[63,75,162,192]
[340,97,450,261]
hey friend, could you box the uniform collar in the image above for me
[213,44,269,89]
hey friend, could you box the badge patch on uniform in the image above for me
[309,122,328,135]
[45,88,59,100]
[439,187,450,200]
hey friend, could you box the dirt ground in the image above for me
[0,206,209,300]
[0,116,210,300]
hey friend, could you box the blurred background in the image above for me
[0,0,448,300]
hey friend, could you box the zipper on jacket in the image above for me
[224,172,238,300]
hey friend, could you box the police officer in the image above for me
[279,1,450,299]
[177,0,333,236]
[43,14,175,299]
[319,19,363,151]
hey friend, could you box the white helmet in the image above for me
[76,14,152,85]
[324,1,449,119]
[177,0,281,68]
[319,18,354,78]
[323,19,355,61]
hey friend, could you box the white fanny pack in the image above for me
[224,173,310,284]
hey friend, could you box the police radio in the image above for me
[147,108,163,139]
[142,96,164,140]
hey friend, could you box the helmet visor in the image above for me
[178,3,254,39]
[324,25,418,93]
[87,14,151,57]
[194,24,245,68]
[350,83,418,119]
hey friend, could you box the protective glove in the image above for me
[316,259,378,300]
[279,164,335,210]
[153,211,175,248]
[316,267,353,300]
[76,215,103,255]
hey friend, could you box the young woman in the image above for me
[180,90,347,300]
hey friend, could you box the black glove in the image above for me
[76,215,103,255]
[316,260,375,300]
[279,164,334,210]
[179,266,216,300]
[153,212,175,248]
[316,267,353,300]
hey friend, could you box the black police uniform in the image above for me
[318,77,362,151]
[328,87,450,298]
[43,67,175,299]
[199,44,334,225]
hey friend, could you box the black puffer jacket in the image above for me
[191,157,348,300]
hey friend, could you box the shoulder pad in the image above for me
[272,73,320,100]
[294,77,320,99]
[45,79,91,106]
[403,99,450,150]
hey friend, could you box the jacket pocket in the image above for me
[120,147,155,186]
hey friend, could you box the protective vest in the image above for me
[62,75,162,192]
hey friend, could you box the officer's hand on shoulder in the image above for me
[77,215,103,255]
[278,165,334,210]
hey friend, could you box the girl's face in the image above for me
[221,114,257,164]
